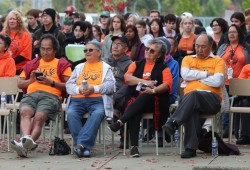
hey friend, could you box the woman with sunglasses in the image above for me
[217,24,250,139]
[0,34,16,77]
[125,25,146,61]
[66,40,115,158]
[108,39,172,157]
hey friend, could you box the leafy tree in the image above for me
[0,0,17,15]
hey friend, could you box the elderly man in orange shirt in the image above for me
[10,34,72,158]
[163,33,225,158]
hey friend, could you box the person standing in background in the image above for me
[1,10,32,75]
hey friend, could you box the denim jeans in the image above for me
[67,97,105,150]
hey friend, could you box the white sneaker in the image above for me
[21,136,38,151]
[10,140,27,157]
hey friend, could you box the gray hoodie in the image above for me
[104,54,132,111]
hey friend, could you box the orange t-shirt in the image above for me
[4,31,32,71]
[0,51,16,77]
[20,58,72,97]
[125,61,172,93]
[222,45,245,85]
[178,33,196,51]
[72,62,103,98]
[182,55,225,100]
[238,64,250,79]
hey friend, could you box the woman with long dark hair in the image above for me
[125,25,145,61]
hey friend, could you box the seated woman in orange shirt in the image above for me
[108,39,172,158]
[0,34,16,77]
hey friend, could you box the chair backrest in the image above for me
[0,77,18,95]
[229,78,250,96]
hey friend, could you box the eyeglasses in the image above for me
[212,24,219,27]
[100,16,109,18]
[83,48,98,53]
[145,47,156,54]
[112,42,125,48]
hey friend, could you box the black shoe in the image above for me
[108,121,121,132]
[130,146,140,158]
[162,118,178,136]
[181,148,196,158]
[236,136,250,145]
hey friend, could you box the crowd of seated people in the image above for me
[1,6,250,159]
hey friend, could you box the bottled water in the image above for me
[81,80,88,89]
[174,130,180,148]
[212,137,218,157]
[1,92,7,109]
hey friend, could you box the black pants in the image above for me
[171,91,221,149]
[120,93,154,146]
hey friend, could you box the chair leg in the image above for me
[7,115,10,151]
[12,110,17,140]
[229,112,234,144]
[102,120,106,155]
[162,128,166,151]
[123,123,127,155]
[180,125,183,155]
[49,121,53,144]
[3,116,6,139]
[60,112,64,139]
[212,116,215,140]
[155,130,158,156]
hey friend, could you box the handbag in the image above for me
[49,137,71,155]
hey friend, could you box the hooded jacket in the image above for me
[66,61,116,118]
[104,54,132,110]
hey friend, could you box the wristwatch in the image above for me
[51,81,55,87]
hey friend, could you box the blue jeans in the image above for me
[67,97,105,150]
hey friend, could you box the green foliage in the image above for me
[242,0,250,10]
[174,0,201,16]
[0,0,17,15]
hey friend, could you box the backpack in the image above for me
[49,137,71,155]
[198,131,240,155]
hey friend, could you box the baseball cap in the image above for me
[64,5,76,13]
[111,34,129,46]
[100,11,110,17]
[181,12,193,18]
[69,11,79,18]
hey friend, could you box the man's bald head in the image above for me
[195,34,213,59]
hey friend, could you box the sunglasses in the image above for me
[145,47,156,54]
[83,48,98,53]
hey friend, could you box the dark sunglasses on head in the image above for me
[83,48,98,53]
[145,47,156,54]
